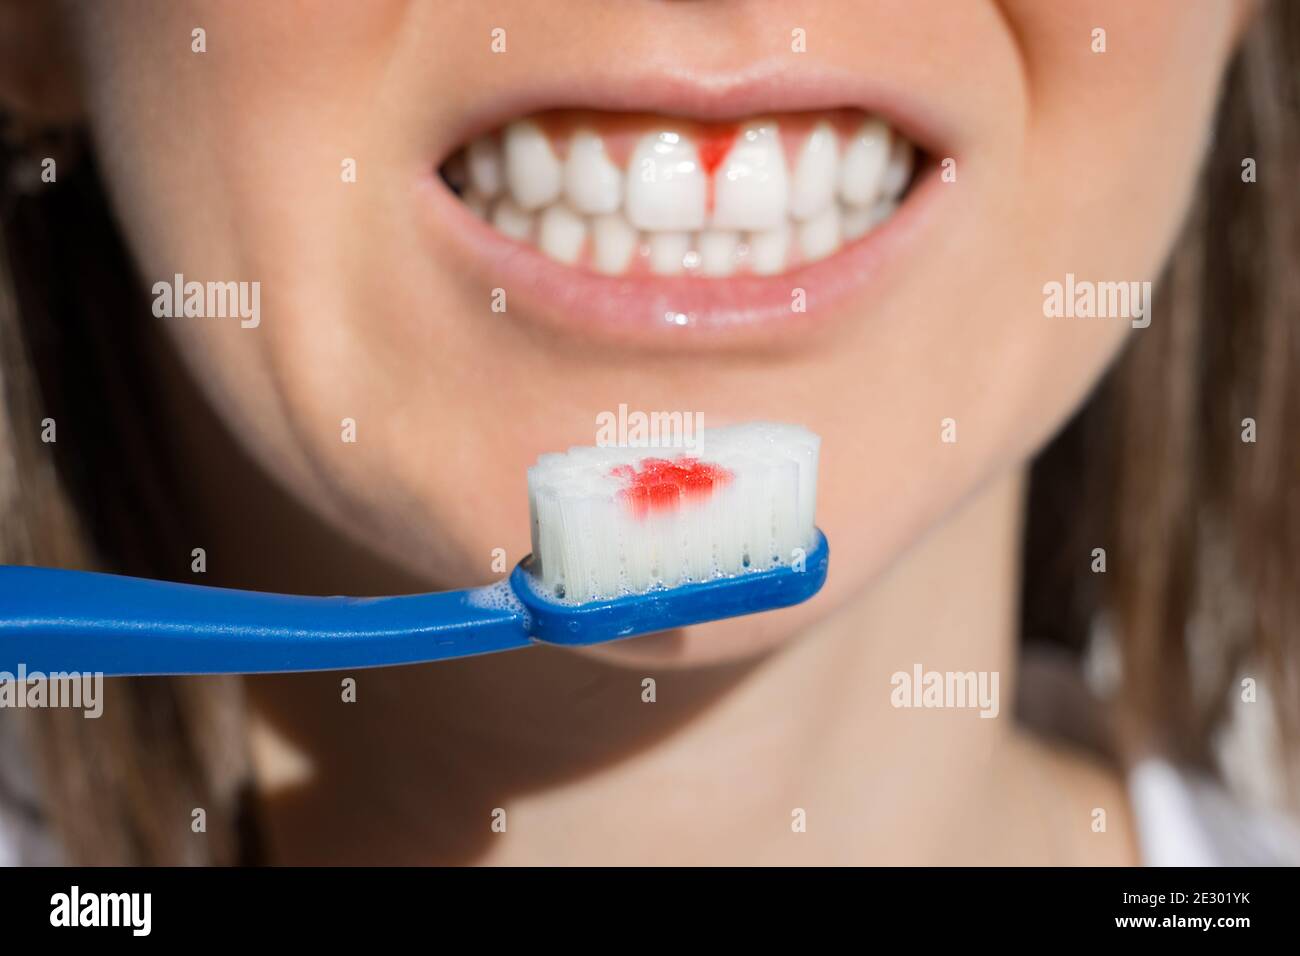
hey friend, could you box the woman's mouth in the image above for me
[439,109,918,279]
[419,63,956,350]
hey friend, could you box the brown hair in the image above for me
[1022,2,1299,789]
[0,128,253,864]
[2,5,1297,863]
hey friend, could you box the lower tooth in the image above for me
[591,214,638,274]
[649,232,691,275]
[799,204,842,262]
[748,223,790,275]
[842,199,896,241]
[490,197,534,241]
[538,204,587,264]
[840,205,871,241]
[697,230,740,277]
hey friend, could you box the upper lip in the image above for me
[434,56,961,166]
[420,57,963,351]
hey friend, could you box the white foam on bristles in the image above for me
[526,422,820,604]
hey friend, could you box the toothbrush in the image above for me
[0,423,827,675]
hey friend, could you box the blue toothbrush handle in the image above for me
[0,566,533,676]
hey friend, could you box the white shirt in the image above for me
[1129,757,1300,866]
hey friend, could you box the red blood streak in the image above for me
[697,126,737,215]
[613,457,733,519]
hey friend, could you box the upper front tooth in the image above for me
[467,137,503,198]
[626,131,707,232]
[503,120,562,210]
[838,118,891,206]
[789,121,839,221]
[711,122,788,231]
[880,136,914,200]
[564,130,623,215]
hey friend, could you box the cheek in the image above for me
[68,0,536,584]
[1006,0,1238,271]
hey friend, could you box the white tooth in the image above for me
[711,122,788,231]
[626,131,707,231]
[463,189,489,219]
[840,205,871,241]
[490,196,534,241]
[799,204,841,262]
[842,198,897,241]
[467,137,503,198]
[838,118,891,206]
[538,204,587,264]
[563,130,623,215]
[697,230,740,277]
[591,214,639,274]
[503,120,562,210]
[789,121,839,221]
[748,223,790,275]
[648,232,691,275]
[880,136,914,200]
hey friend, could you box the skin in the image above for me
[1,0,1257,863]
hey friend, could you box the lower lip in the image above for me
[418,165,944,350]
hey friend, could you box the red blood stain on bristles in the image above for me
[612,457,733,519]
[697,125,737,214]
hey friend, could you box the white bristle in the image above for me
[526,422,821,604]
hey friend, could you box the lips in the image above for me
[441,109,917,278]
[420,63,956,346]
